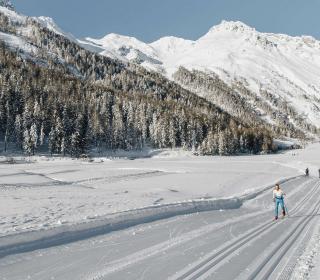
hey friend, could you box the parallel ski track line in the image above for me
[246,186,320,280]
[276,220,315,280]
[0,178,305,260]
[173,179,319,280]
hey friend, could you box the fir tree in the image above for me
[23,129,32,155]
[29,123,38,155]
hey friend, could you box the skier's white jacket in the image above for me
[273,189,285,199]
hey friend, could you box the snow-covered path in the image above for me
[1,176,319,280]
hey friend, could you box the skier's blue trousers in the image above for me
[275,198,285,217]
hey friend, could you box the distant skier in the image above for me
[273,184,286,220]
[305,168,309,177]
[318,168,320,178]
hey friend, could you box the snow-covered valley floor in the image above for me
[1,144,320,279]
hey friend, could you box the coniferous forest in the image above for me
[0,9,275,156]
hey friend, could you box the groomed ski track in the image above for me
[173,178,320,280]
[0,176,319,280]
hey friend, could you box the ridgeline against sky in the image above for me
[12,0,320,42]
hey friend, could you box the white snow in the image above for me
[1,6,320,277]
[1,4,320,130]
[1,143,319,238]
[35,16,77,42]
[0,144,320,279]
[0,6,26,24]
[292,222,320,279]
[0,31,37,54]
[84,20,320,129]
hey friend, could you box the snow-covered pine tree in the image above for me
[125,101,136,150]
[22,104,32,132]
[39,123,45,146]
[71,112,89,156]
[218,131,227,156]
[61,137,66,156]
[0,0,14,10]
[4,128,8,152]
[168,118,177,148]
[138,103,148,148]
[14,115,23,149]
[70,131,81,157]
[55,116,64,153]
[23,129,32,155]
[62,106,72,154]
[112,104,125,150]
[29,123,38,155]
[48,127,57,155]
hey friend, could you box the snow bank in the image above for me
[0,175,300,258]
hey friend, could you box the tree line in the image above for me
[0,10,275,156]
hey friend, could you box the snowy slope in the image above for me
[1,4,319,134]
[0,0,14,10]
[35,16,77,42]
[0,5,25,23]
[86,21,320,131]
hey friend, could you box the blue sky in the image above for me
[11,0,320,42]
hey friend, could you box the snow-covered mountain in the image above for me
[35,16,77,42]
[1,6,278,156]
[0,3,319,139]
[0,0,14,10]
[83,21,320,135]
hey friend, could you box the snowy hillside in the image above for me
[0,0,14,10]
[0,6,277,157]
[1,1,318,138]
[84,21,320,135]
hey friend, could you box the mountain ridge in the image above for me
[78,20,320,136]
[0,6,275,156]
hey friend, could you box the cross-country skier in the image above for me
[273,184,286,220]
[318,168,320,178]
[305,168,309,176]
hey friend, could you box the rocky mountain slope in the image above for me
[82,21,320,137]
[0,5,274,156]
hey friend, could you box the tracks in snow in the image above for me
[245,185,320,280]
[85,177,313,280]
[170,179,320,280]
[3,177,301,259]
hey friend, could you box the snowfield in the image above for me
[0,149,305,237]
[0,144,320,279]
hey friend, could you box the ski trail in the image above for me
[84,210,269,280]
[169,180,320,280]
[244,196,320,280]
[276,221,315,280]
[84,178,317,280]
[1,176,302,259]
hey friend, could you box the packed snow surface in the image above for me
[0,143,320,279]
[0,144,318,237]
[0,149,307,237]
